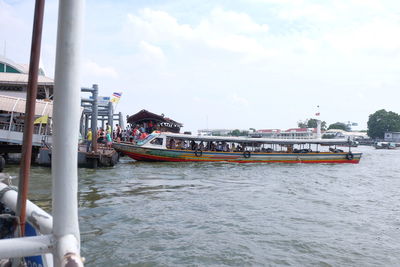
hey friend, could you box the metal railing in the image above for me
[0,121,51,136]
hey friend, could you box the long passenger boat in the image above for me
[113,132,362,164]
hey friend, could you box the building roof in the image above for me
[0,94,53,117]
[127,109,183,127]
[0,72,54,86]
[0,55,28,73]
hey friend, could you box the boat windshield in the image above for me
[136,133,158,146]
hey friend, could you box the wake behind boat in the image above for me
[113,132,362,164]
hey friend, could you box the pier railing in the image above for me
[0,121,51,146]
[0,121,51,136]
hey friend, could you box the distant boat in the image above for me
[374,142,397,149]
[113,132,362,164]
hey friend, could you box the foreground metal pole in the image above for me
[52,0,85,266]
[15,0,45,237]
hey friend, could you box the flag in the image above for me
[110,92,122,103]
[34,115,49,124]
[110,97,120,103]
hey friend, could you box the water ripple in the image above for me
[4,146,400,266]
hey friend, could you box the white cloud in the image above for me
[139,41,166,62]
[207,7,269,35]
[127,8,194,43]
[324,18,400,54]
[84,60,118,78]
[278,4,336,21]
[125,7,273,61]
[229,93,249,106]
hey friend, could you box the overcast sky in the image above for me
[1,0,399,132]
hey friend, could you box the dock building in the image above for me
[0,56,53,99]
[251,128,318,139]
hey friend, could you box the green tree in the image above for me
[367,109,400,139]
[230,129,241,136]
[297,118,327,130]
[297,120,307,128]
[229,129,248,136]
[328,122,350,131]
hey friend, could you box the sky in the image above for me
[1,0,400,133]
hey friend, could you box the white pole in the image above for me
[52,0,84,265]
[317,120,321,139]
[0,235,53,258]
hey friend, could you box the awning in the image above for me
[0,94,53,117]
[127,109,183,127]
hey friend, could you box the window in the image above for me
[150,138,163,146]
[5,65,20,73]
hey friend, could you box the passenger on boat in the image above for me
[190,140,196,150]
[147,121,154,134]
[183,141,189,150]
[224,142,230,152]
[177,140,185,149]
[210,142,216,151]
[122,130,128,142]
[215,142,222,151]
[106,122,112,135]
[139,124,145,134]
[169,138,176,149]
[97,128,105,143]
[199,141,205,150]
[139,131,148,140]
[133,126,140,141]
[115,124,122,141]
[106,131,112,148]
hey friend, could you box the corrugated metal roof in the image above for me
[0,94,53,117]
[0,72,54,86]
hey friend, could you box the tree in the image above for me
[297,120,307,128]
[229,129,248,136]
[328,122,350,131]
[297,118,327,130]
[367,109,400,139]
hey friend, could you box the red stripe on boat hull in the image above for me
[121,150,361,164]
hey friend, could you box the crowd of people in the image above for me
[85,121,161,151]
[166,138,245,152]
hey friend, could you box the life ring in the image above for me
[346,153,354,160]
[194,149,203,157]
[243,151,251,158]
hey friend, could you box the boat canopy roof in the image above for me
[159,132,352,145]
[0,94,53,117]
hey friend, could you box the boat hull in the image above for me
[113,143,362,164]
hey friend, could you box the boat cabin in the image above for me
[133,132,353,153]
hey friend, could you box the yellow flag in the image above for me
[110,97,120,103]
[34,115,49,124]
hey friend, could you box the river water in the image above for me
[4,146,400,266]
